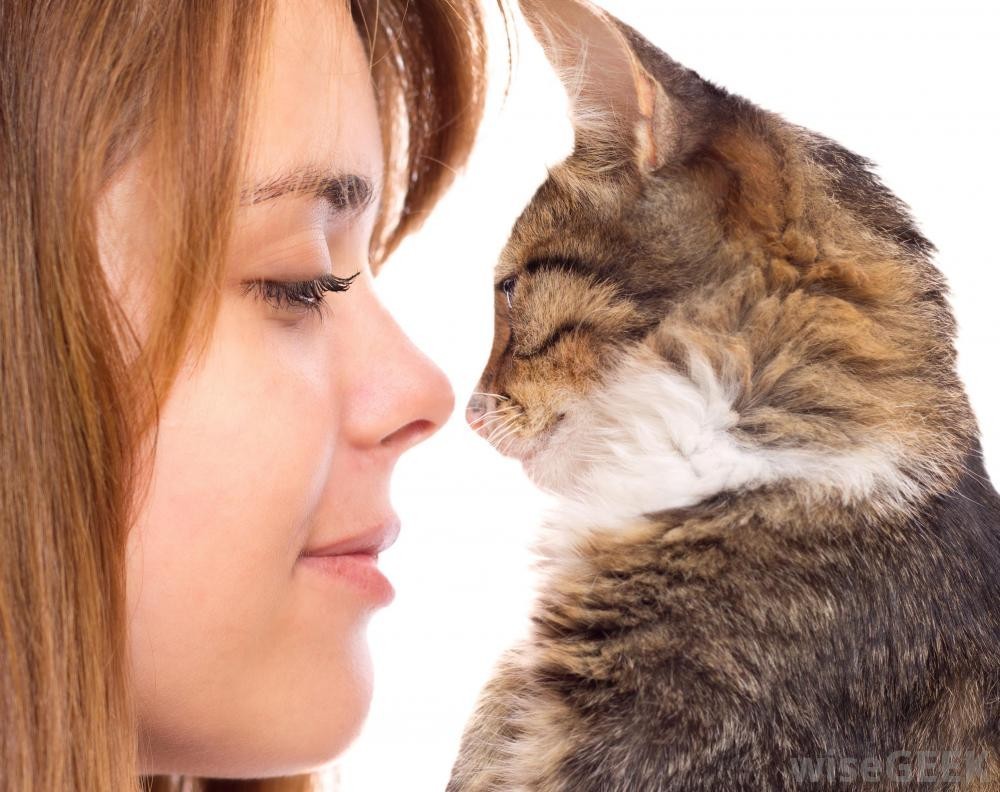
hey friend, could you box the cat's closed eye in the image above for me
[499,276,517,309]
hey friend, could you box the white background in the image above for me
[331,1,1000,789]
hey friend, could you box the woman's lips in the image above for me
[302,516,401,557]
[298,516,400,605]
[298,552,395,605]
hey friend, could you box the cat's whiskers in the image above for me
[495,433,516,455]
[471,406,517,431]
[471,391,510,402]
[469,403,516,423]
[486,414,522,445]
[489,420,523,450]
[497,429,526,457]
[485,407,524,442]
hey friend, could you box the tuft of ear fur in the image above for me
[518,0,673,173]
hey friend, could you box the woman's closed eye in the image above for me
[241,271,360,321]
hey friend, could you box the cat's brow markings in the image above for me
[514,321,596,360]
[523,257,593,278]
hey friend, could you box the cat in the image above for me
[446,1,1000,790]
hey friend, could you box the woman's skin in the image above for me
[98,0,454,777]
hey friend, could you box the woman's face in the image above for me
[100,0,454,777]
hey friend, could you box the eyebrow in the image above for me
[240,166,378,215]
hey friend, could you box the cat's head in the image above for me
[468,0,975,524]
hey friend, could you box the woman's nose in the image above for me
[341,286,454,455]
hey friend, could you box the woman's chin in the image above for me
[240,637,376,777]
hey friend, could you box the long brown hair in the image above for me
[0,1,492,790]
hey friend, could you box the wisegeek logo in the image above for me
[789,751,989,785]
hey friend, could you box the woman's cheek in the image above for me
[126,302,339,731]
[160,300,334,571]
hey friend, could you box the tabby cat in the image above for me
[447,1,1000,790]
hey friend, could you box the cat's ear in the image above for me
[518,0,674,173]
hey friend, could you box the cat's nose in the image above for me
[465,393,490,429]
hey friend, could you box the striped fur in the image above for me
[451,1,1000,789]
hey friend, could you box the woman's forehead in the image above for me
[245,0,383,202]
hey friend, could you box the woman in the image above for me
[0,1,494,789]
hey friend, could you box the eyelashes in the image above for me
[241,271,360,321]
